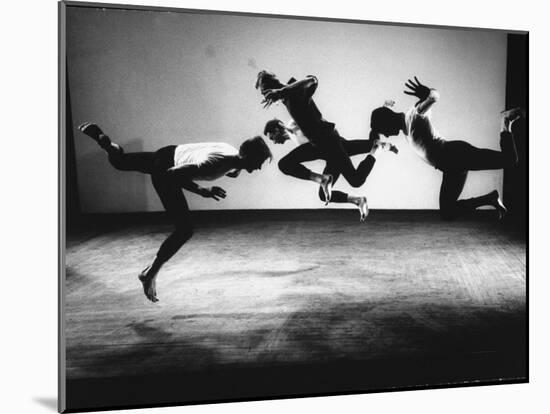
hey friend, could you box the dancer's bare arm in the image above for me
[262,75,318,108]
[403,76,439,114]
[166,165,227,200]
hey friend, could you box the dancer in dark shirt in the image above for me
[256,71,385,206]
[264,118,397,221]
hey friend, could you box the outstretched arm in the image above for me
[403,76,439,115]
[262,76,318,108]
[166,165,227,200]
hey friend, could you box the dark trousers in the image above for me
[108,145,194,264]
[278,138,376,203]
[437,131,518,219]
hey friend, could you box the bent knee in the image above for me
[278,158,292,175]
[107,148,125,170]
[108,153,122,169]
[348,178,364,188]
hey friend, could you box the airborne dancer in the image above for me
[79,122,272,302]
[263,118,397,221]
[369,76,523,220]
[256,71,389,218]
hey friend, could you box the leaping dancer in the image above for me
[78,122,272,302]
[369,76,523,220]
[256,71,390,218]
[263,118,397,221]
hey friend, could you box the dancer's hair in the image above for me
[370,106,396,132]
[239,136,273,163]
[255,70,283,90]
[263,118,285,135]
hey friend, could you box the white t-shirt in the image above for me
[404,107,445,167]
[173,142,239,181]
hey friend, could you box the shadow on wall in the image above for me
[75,136,153,213]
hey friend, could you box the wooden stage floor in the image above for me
[63,210,526,411]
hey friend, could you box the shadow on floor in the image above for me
[65,298,526,411]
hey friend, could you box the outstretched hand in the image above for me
[261,88,284,109]
[201,186,227,201]
[404,76,431,107]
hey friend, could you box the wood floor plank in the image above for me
[64,211,526,380]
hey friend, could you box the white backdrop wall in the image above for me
[67,7,507,212]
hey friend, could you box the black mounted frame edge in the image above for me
[59,1,67,412]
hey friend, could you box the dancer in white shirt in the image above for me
[369,76,523,220]
[78,122,272,302]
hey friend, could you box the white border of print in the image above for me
[3,0,546,413]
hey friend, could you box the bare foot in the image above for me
[501,107,526,132]
[490,190,507,220]
[320,174,333,206]
[357,196,369,222]
[78,122,104,140]
[138,265,159,303]
[78,122,111,148]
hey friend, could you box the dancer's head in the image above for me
[370,106,402,137]
[264,118,291,144]
[255,70,284,97]
[239,136,273,172]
